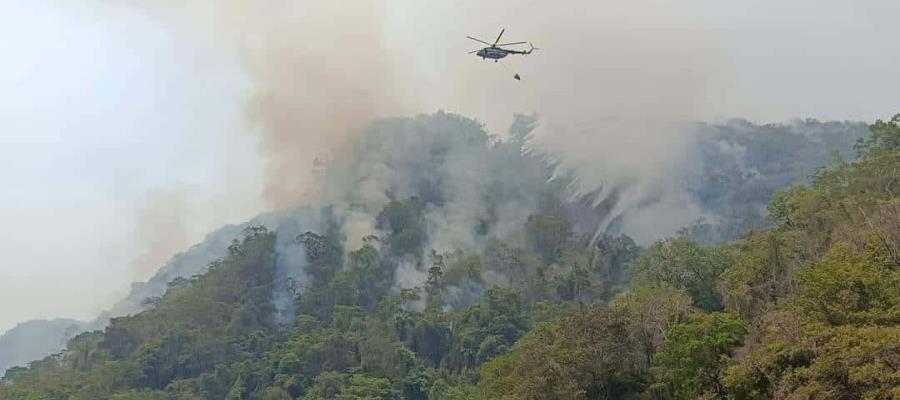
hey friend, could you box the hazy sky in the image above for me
[1,0,898,334]
[0,1,264,333]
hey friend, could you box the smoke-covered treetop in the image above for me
[1,111,895,399]
[10,111,867,333]
[1,111,886,400]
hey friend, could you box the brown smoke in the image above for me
[226,1,414,209]
[129,0,416,210]
[126,0,722,217]
[130,189,190,280]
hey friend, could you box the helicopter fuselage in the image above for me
[467,30,535,62]
[477,47,509,60]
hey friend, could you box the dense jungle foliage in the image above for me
[1,113,897,399]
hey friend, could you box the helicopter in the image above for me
[467,29,536,62]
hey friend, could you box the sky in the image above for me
[1,0,898,334]
[0,2,264,333]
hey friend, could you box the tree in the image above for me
[339,374,400,400]
[376,198,428,257]
[718,231,802,324]
[796,242,900,326]
[723,242,900,399]
[525,214,569,264]
[300,231,344,287]
[612,284,694,369]
[305,371,347,399]
[631,237,733,311]
[855,113,900,156]
[653,312,746,400]
[477,307,644,400]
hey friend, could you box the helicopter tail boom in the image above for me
[506,43,537,55]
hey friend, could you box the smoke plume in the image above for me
[130,189,191,280]
[127,0,723,224]
[102,2,730,313]
[127,0,417,210]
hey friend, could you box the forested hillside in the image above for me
[477,114,900,399]
[0,319,83,377]
[1,112,894,400]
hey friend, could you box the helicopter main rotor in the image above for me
[466,29,528,49]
